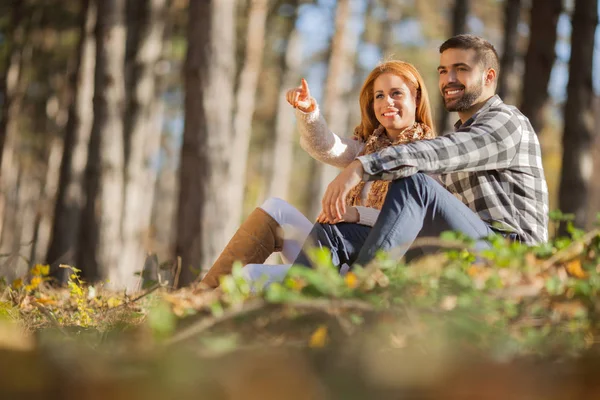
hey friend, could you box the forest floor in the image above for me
[2,222,600,399]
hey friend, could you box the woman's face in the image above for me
[373,72,418,137]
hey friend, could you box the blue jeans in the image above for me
[294,173,495,268]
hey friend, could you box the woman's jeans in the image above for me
[294,173,495,268]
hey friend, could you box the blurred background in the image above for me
[0,0,598,290]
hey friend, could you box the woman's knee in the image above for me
[259,197,293,225]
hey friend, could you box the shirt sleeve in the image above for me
[296,106,364,169]
[357,106,522,181]
[355,206,379,227]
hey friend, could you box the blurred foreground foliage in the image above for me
[1,212,600,398]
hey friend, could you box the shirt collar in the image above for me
[453,95,502,130]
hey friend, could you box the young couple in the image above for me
[200,34,549,289]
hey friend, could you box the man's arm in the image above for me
[358,106,523,181]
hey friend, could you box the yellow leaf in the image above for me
[287,277,306,292]
[11,278,23,290]
[25,276,42,292]
[565,258,587,279]
[31,264,50,277]
[35,297,57,306]
[309,325,328,348]
[344,272,358,289]
[107,297,123,308]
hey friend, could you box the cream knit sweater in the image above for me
[295,106,380,227]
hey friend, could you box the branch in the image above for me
[164,299,267,346]
[541,229,600,271]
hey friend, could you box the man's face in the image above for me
[437,48,486,112]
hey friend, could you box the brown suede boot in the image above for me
[200,207,284,288]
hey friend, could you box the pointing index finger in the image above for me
[301,78,310,97]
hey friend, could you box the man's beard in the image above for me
[443,82,483,112]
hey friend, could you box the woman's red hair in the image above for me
[354,61,434,141]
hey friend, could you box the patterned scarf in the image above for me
[346,122,434,210]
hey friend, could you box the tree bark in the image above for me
[309,0,359,219]
[228,0,269,235]
[0,2,38,279]
[119,0,168,291]
[46,0,96,279]
[268,27,301,201]
[176,0,236,286]
[558,0,598,232]
[0,0,24,171]
[437,0,470,134]
[520,0,561,134]
[497,0,521,102]
[77,0,126,284]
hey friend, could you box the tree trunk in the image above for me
[119,0,168,291]
[228,0,269,235]
[176,0,236,286]
[437,0,470,134]
[0,3,38,279]
[520,0,561,134]
[77,0,126,284]
[309,0,359,219]
[0,0,24,171]
[267,2,301,201]
[557,0,598,232]
[497,0,521,102]
[32,135,64,265]
[46,0,96,279]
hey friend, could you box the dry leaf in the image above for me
[344,272,358,289]
[309,325,328,348]
[565,258,587,279]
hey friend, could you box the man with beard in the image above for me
[293,34,549,270]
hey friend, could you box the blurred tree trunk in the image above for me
[119,0,168,290]
[268,1,301,201]
[77,0,126,283]
[558,0,598,232]
[0,3,37,279]
[0,0,25,171]
[309,0,358,219]
[46,0,96,279]
[228,0,269,235]
[497,0,521,103]
[437,0,469,134]
[520,0,561,134]
[176,0,235,286]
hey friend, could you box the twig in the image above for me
[284,298,375,313]
[172,256,182,290]
[33,301,71,338]
[541,229,600,271]
[102,283,161,314]
[127,283,161,304]
[164,299,267,346]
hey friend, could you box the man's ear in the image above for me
[485,68,497,86]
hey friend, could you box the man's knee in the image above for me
[389,173,437,194]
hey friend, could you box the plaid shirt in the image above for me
[358,95,549,244]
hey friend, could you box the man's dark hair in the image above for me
[439,34,500,76]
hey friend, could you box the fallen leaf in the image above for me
[344,272,358,289]
[309,325,328,348]
[565,258,587,279]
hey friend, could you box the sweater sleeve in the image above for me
[296,105,364,169]
[355,206,379,227]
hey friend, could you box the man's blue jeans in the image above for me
[294,173,495,268]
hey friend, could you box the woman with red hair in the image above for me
[200,60,435,288]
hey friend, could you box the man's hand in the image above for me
[322,160,364,220]
[285,78,316,113]
[316,206,359,224]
